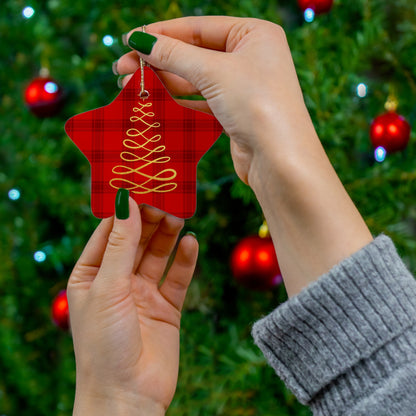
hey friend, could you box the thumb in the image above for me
[127,30,218,92]
[96,189,142,285]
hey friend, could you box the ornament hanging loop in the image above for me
[139,26,150,100]
[384,94,398,112]
[258,220,270,238]
[384,85,398,112]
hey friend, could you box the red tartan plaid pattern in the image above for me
[65,67,223,219]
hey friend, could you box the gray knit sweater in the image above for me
[252,235,416,416]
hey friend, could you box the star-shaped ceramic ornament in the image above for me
[65,66,223,219]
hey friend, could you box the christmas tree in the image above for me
[1,0,415,415]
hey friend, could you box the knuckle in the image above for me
[254,19,287,42]
[274,24,287,40]
[266,22,287,43]
[166,277,188,293]
[191,25,203,46]
[107,229,124,246]
[106,229,132,251]
[158,40,180,68]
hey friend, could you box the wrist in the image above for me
[246,107,322,196]
[73,389,165,416]
[246,116,372,296]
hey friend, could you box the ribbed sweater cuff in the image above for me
[251,235,416,412]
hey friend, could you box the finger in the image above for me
[67,217,113,310]
[174,98,212,114]
[159,233,199,311]
[96,196,142,285]
[136,213,184,284]
[119,72,210,113]
[153,70,201,97]
[119,73,133,88]
[116,52,200,95]
[115,50,140,75]
[118,65,201,98]
[116,51,202,95]
[132,205,168,272]
[126,27,221,91]
[142,16,244,51]
[75,217,114,267]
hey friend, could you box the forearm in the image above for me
[247,108,373,296]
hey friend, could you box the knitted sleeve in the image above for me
[251,235,416,416]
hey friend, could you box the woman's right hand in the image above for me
[116,16,373,297]
[115,16,315,185]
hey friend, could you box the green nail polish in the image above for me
[117,75,124,89]
[115,188,129,219]
[112,60,119,76]
[186,231,197,239]
[128,31,157,55]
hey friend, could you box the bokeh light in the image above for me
[102,35,114,46]
[356,83,368,98]
[44,81,58,93]
[8,189,21,200]
[304,8,315,22]
[34,250,47,262]
[22,6,35,19]
[374,146,387,163]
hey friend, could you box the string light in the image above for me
[304,8,315,22]
[102,35,114,46]
[22,6,35,19]
[34,250,47,262]
[356,83,368,98]
[44,81,58,93]
[8,189,20,200]
[374,146,387,163]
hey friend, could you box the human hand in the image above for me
[115,16,314,185]
[115,17,372,297]
[67,192,198,415]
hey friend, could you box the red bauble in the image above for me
[51,290,69,330]
[230,236,282,290]
[298,0,334,14]
[370,111,411,153]
[24,76,63,117]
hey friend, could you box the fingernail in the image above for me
[117,75,124,89]
[112,60,119,76]
[186,231,197,239]
[128,31,157,55]
[121,33,128,46]
[115,188,129,219]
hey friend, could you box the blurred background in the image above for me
[1,0,416,414]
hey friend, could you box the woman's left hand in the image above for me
[67,198,198,415]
